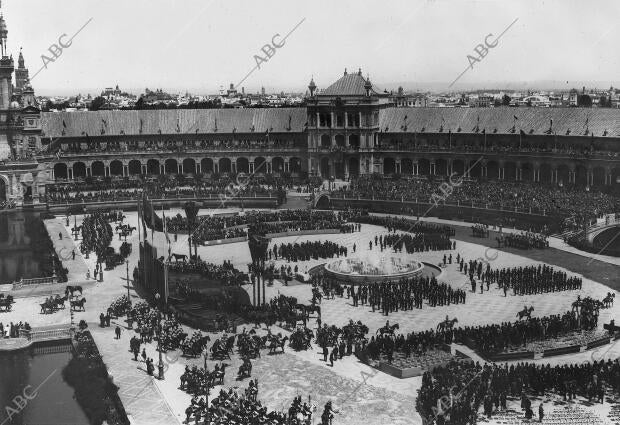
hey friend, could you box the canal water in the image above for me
[0,342,89,425]
[0,212,53,285]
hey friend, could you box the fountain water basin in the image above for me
[323,253,431,284]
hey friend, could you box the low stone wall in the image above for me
[202,236,248,246]
[265,228,341,238]
[46,196,278,213]
[329,198,558,233]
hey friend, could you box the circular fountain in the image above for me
[322,253,438,284]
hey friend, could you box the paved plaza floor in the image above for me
[2,208,620,424]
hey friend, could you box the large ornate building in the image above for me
[0,7,46,207]
[37,70,620,194]
[1,3,620,206]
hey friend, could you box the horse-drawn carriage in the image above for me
[0,294,14,312]
[40,294,67,314]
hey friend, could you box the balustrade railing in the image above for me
[12,276,57,286]
[19,326,73,342]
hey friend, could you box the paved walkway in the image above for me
[44,218,90,282]
[90,326,179,425]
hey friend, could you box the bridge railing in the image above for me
[12,276,57,287]
[19,327,73,342]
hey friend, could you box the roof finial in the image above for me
[344,68,347,76]
[358,67,362,76]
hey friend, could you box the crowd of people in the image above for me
[0,321,31,338]
[266,240,348,262]
[315,275,467,314]
[80,211,114,258]
[364,327,452,362]
[453,308,598,355]
[376,232,454,253]
[184,381,328,425]
[459,259,583,295]
[417,359,620,423]
[351,214,455,237]
[500,232,549,249]
[43,175,283,204]
[334,177,620,229]
[170,259,246,284]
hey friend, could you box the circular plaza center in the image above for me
[322,253,434,284]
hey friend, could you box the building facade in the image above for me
[0,7,618,206]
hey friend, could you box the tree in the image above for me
[134,96,145,110]
[502,94,511,105]
[89,96,107,111]
[577,94,592,107]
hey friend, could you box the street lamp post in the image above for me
[125,260,131,307]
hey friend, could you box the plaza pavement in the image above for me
[2,208,620,425]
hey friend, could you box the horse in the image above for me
[171,253,187,263]
[53,295,67,310]
[237,358,252,380]
[376,323,399,336]
[305,304,321,318]
[603,293,615,308]
[70,297,87,312]
[437,318,458,332]
[517,306,534,320]
[268,335,289,354]
[211,339,230,360]
[0,296,13,312]
[65,285,83,296]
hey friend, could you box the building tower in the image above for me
[15,48,28,95]
[0,11,13,110]
[306,68,389,179]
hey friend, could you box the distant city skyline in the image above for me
[4,0,620,96]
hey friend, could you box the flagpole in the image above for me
[150,200,154,248]
[137,198,142,282]
[162,203,169,309]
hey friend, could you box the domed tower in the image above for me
[15,48,29,95]
[306,68,389,179]
[308,77,316,97]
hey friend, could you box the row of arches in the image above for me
[380,157,617,186]
[52,157,304,180]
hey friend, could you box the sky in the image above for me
[3,0,620,96]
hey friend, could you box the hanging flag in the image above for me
[150,200,156,238]
[140,195,148,237]
[162,208,171,261]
